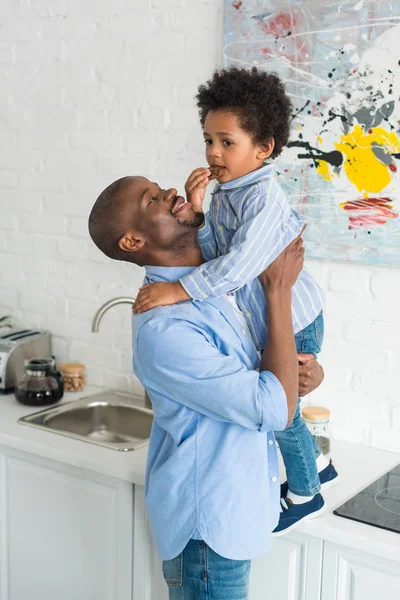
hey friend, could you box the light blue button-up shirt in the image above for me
[132,265,288,561]
[180,164,324,351]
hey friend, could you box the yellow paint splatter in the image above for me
[334,125,400,194]
[316,159,333,181]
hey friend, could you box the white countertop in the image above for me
[1,386,399,560]
[292,441,400,562]
[0,386,149,485]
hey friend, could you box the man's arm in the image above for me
[135,317,288,433]
[259,228,306,428]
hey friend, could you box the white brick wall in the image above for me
[1,0,399,454]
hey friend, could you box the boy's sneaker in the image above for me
[280,459,339,499]
[272,493,325,536]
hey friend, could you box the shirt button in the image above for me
[202,294,208,298]
[246,312,251,318]
[218,225,223,231]
[241,328,246,334]
[272,476,278,482]
[268,439,274,446]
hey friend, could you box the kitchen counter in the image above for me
[0,386,149,485]
[1,385,399,562]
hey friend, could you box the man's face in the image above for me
[123,177,204,251]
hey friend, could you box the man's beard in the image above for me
[175,210,205,229]
[167,211,205,256]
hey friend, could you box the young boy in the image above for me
[133,67,338,534]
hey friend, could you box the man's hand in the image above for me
[184,167,211,212]
[259,224,307,293]
[298,353,324,397]
[132,282,190,314]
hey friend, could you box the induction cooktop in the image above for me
[334,463,400,534]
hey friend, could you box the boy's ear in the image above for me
[118,232,145,253]
[257,138,275,160]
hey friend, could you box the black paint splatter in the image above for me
[288,140,343,168]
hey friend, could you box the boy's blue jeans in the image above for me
[162,539,251,599]
[274,311,324,496]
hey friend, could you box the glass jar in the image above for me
[301,406,331,455]
[15,358,64,406]
[59,362,86,392]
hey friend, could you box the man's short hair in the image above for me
[88,177,132,261]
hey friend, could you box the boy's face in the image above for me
[203,110,272,183]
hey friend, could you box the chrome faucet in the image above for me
[91,297,136,332]
[91,297,153,410]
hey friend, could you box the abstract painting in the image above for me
[224,1,400,266]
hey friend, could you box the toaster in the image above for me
[0,329,51,392]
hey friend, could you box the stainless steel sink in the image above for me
[18,391,153,451]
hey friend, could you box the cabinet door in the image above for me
[322,542,400,600]
[249,532,323,600]
[131,485,168,600]
[0,447,133,600]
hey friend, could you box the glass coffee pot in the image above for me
[15,358,64,407]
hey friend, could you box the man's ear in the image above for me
[118,232,145,253]
[256,138,275,161]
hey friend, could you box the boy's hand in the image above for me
[298,353,324,396]
[184,167,211,212]
[132,282,190,314]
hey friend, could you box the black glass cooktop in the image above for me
[334,463,400,534]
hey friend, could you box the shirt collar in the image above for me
[144,265,196,284]
[213,162,275,193]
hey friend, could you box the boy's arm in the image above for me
[197,211,218,261]
[180,183,306,300]
[132,210,219,314]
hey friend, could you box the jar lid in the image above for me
[25,358,53,372]
[59,362,85,374]
[302,406,330,421]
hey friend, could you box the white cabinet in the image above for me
[249,532,322,600]
[0,446,133,600]
[2,444,400,600]
[131,485,168,600]
[321,542,400,600]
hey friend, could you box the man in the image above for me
[88,177,324,599]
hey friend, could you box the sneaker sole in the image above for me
[320,473,340,492]
[271,503,327,538]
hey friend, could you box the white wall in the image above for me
[1,0,399,454]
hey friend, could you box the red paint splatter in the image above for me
[258,10,295,36]
[389,163,397,172]
[352,69,357,74]
[261,48,271,55]
[340,197,398,230]
[256,8,310,62]
[368,129,373,133]
[232,1,242,9]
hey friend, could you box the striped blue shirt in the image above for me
[132,266,288,561]
[180,163,324,351]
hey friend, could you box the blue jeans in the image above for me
[274,311,324,496]
[162,540,251,599]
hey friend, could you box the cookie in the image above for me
[209,165,226,180]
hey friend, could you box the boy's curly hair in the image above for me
[195,67,292,159]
